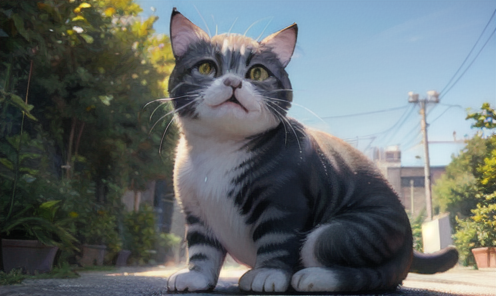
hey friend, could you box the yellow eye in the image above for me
[248,66,269,81]
[198,62,214,75]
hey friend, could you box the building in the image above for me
[373,142,465,217]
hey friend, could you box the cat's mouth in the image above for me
[217,95,248,113]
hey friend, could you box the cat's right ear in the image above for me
[260,24,298,68]
[170,8,210,59]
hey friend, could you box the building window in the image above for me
[401,177,424,187]
[385,151,401,162]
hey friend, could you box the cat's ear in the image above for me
[170,8,210,59]
[260,24,298,67]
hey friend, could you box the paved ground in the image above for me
[1,265,495,296]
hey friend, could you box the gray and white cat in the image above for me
[166,8,458,293]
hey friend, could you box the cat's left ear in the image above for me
[170,8,210,59]
[260,24,298,67]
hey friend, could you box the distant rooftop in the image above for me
[401,141,466,167]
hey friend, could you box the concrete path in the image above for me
[1,265,495,296]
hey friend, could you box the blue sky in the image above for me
[136,0,496,159]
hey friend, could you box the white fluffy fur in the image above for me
[167,269,215,292]
[174,135,257,267]
[239,268,291,292]
[178,72,279,139]
[300,224,328,267]
[291,267,340,292]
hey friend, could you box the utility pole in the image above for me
[408,91,439,221]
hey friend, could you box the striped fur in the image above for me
[166,9,458,293]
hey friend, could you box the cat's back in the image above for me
[304,127,403,212]
[306,128,377,174]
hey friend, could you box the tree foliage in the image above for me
[0,0,177,259]
[434,103,496,265]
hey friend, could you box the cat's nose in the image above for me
[223,77,242,89]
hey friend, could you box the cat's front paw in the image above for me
[167,269,216,292]
[239,268,291,292]
[291,267,339,292]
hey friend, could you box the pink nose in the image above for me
[223,77,242,89]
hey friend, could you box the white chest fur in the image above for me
[174,134,257,267]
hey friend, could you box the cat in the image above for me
[165,8,459,293]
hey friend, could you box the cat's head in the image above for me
[168,8,297,139]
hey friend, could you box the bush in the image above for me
[453,218,478,266]
[409,210,426,252]
[156,232,182,264]
[123,204,157,264]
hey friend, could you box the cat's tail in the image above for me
[409,246,459,274]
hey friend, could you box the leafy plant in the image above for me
[453,217,478,266]
[78,209,122,253]
[0,198,78,251]
[445,103,496,266]
[409,209,426,252]
[1,0,176,270]
[0,268,25,285]
[123,204,157,264]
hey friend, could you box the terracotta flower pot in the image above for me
[79,244,107,266]
[471,247,496,268]
[1,239,58,274]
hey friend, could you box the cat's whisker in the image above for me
[149,99,199,134]
[268,101,304,147]
[265,103,288,145]
[228,17,238,35]
[267,89,293,93]
[149,102,170,122]
[193,5,211,37]
[145,94,199,122]
[264,96,329,128]
[267,102,301,151]
[244,17,272,37]
[211,15,218,36]
[144,94,196,109]
[159,116,177,154]
[256,18,274,42]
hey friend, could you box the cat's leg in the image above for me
[167,213,226,292]
[291,218,411,292]
[238,207,304,292]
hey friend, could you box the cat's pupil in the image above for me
[253,68,261,80]
[198,62,212,75]
[249,67,268,81]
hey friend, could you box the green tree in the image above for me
[435,103,496,265]
[433,135,491,223]
[1,0,177,261]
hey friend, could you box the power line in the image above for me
[401,130,422,150]
[321,105,408,119]
[440,9,495,95]
[379,104,416,145]
[440,9,496,99]
[342,105,414,143]
[429,104,463,125]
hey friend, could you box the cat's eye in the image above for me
[247,66,269,81]
[197,62,215,76]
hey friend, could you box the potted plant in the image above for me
[1,131,78,274]
[77,209,122,266]
[1,198,78,274]
[469,192,496,268]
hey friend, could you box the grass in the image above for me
[0,268,25,285]
[0,263,117,285]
